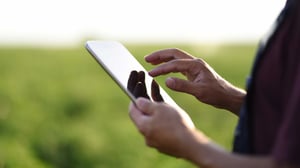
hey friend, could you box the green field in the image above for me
[0,43,257,168]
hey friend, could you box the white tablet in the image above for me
[85,41,178,107]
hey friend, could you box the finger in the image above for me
[127,70,138,93]
[129,102,142,125]
[165,77,198,96]
[151,80,164,102]
[138,71,146,83]
[134,82,150,99]
[136,71,150,99]
[135,98,155,115]
[129,102,149,135]
[149,59,200,77]
[145,48,194,65]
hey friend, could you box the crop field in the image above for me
[0,43,257,168]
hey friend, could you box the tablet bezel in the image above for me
[86,41,137,104]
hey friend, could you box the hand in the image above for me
[127,70,164,102]
[145,49,245,114]
[129,98,200,158]
[129,98,280,168]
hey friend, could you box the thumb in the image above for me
[166,77,197,96]
[135,98,155,115]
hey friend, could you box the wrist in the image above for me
[219,79,246,115]
[183,129,233,168]
[182,129,216,167]
[225,86,246,115]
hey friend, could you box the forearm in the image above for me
[184,130,279,168]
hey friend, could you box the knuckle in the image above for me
[169,48,181,53]
[194,58,205,66]
[190,58,206,72]
[168,48,184,57]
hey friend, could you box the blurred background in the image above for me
[0,0,285,167]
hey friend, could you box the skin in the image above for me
[128,49,298,168]
[145,48,245,115]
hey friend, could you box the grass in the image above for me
[0,42,257,168]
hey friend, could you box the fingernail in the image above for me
[136,98,149,109]
[148,70,155,77]
[166,77,175,88]
[144,56,150,62]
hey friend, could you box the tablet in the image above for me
[85,41,178,107]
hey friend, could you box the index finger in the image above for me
[145,48,194,65]
[149,59,201,77]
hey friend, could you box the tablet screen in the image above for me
[85,41,178,107]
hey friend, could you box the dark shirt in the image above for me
[251,0,300,164]
[233,0,300,165]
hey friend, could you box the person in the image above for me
[128,0,300,167]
